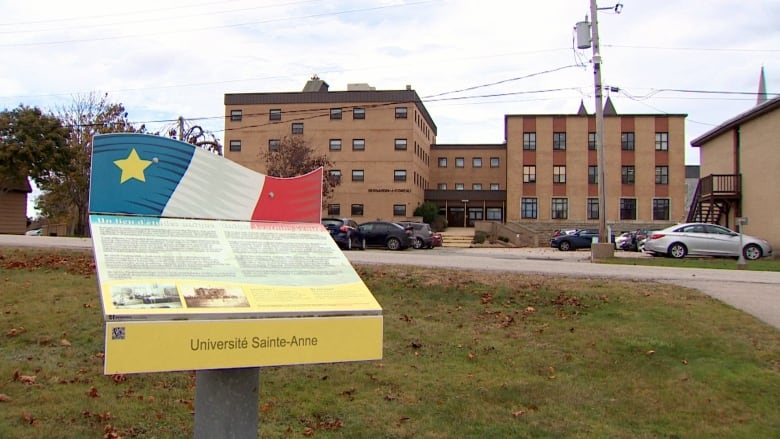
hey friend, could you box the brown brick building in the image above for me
[224,78,687,229]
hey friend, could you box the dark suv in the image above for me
[358,221,413,250]
[397,221,435,249]
[321,218,365,250]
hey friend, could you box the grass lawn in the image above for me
[1,247,780,438]
[601,252,780,271]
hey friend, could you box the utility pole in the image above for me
[590,0,608,246]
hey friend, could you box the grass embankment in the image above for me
[1,248,779,438]
[600,253,780,271]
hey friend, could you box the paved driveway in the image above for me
[3,235,779,330]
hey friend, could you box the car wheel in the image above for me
[668,243,687,259]
[558,241,572,252]
[386,237,401,250]
[413,237,423,249]
[743,244,762,260]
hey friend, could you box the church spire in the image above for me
[757,66,767,105]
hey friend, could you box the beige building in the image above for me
[0,178,31,235]
[224,79,687,231]
[224,76,436,221]
[690,95,780,249]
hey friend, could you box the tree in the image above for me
[36,93,142,236]
[260,135,338,207]
[414,201,447,231]
[0,105,72,191]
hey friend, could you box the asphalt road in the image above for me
[3,235,779,330]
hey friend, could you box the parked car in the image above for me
[431,232,443,247]
[618,228,652,252]
[643,223,772,260]
[396,221,436,249]
[551,229,613,251]
[321,218,365,250]
[25,229,42,236]
[358,221,413,250]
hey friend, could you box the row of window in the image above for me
[522,132,669,151]
[437,183,501,190]
[438,156,501,168]
[520,198,671,221]
[229,106,410,123]
[522,165,670,185]
[228,138,412,153]
[327,203,409,217]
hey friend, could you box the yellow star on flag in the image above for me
[113,148,152,183]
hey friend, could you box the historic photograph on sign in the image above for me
[180,283,250,308]
[111,283,182,309]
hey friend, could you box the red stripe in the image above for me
[251,168,323,223]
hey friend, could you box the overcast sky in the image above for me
[2,0,778,175]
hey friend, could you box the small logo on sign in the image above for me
[112,327,126,340]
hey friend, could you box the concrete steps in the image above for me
[440,229,473,248]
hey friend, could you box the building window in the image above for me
[486,207,502,221]
[230,109,242,121]
[353,107,365,119]
[438,157,447,168]
[656,132,669,151]
[621,166,635,184]
[523,165,536,183]
[523,132,536,150]
[472,157,482,168]
[472,183,482,190]
[351,204,364,216]
[395,139,407,150]
[395,107,408,119]
[329,170,341,185]
[490,157,500,168]
[352,170,364,182]
[393,204,406,216]
[437,183,447,190]
[587,198,599,220]
[269,109,281,121]
[653,199,670,220]
[292,122,303,134]
[553,165,566,183]
[620,198,637,220]
[394,170,407,182]
[455,183,464,190]
[521,198,538,219]
[551,198,568,219]
[621,132,635,150]
[455,157,465,168]
[655,166,669,184]
[268,139,280,152]
[330,108,342,120]
[229,140,241,152]
[327,204,340,216]
[352,139,365,151]
[588,132,596,150]
[553,132,566,150]
[588,165,598,184]
[329,139,342,151]
[490,183,499,190]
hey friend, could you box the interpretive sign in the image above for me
[89,134,382,374]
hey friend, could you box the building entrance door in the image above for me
[467,208,483,227]
[448,207,465,228]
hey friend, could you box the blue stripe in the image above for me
[89,134,195,215]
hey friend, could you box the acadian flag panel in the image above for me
[89,133,322,223]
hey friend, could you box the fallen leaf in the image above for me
[0,393,11,402]
[19,375,36,384]
[467,352,476,360]
[261,402,273,413]
[22,411,36,425]
[87,387,100,398]
[646,350,656,356]
[60,339,72,347]
[512,410,526,417]
[682,359,689,365]
[303,427,315,436]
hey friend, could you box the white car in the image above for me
[25,229,42,236]
[643,223,772,260]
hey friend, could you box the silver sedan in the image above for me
[643,223,773,260]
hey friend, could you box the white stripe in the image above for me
[163,149,265,220]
